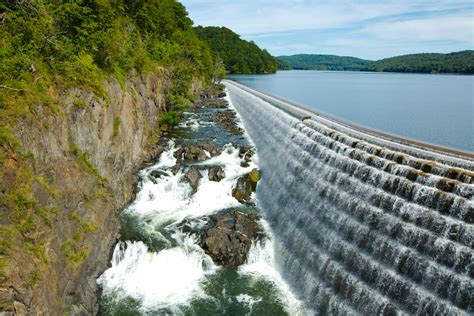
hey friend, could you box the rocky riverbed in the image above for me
[96,85,305,315]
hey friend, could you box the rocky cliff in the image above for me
[0,73,175,315]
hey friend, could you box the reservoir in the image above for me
[229,71,474,153]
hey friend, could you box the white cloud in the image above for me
[358,12,474,42]
[181,0,474,58]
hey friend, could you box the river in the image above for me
[229,71,473,153]
[97,90,306,315]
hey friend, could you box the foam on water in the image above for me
[128,142,257,229]
[97,234,216,312]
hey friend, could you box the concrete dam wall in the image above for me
[224,80,473,315]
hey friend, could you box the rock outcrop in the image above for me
[0,73,170,315]
[208,166,225,182]
[199,211,260,266]
[174,142,221,162]
[232,169,261,202]
[212,110,244,135]
[185,168,202,192]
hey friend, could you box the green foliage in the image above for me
[276,58,292,70]
[113,117,121,138]
[364,50,474,74]
[278,54,373,71]
[62,211,96,266]
[159,111,182,129]
[195,26,278,74]
[0,0,218,117]
[61,239,87,266]
[279,51,474,74]
[71,145,107,184]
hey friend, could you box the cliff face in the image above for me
[0,74,171,315]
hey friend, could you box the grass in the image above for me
[71,145,107,185]
[62,211,97,266]
[73,95,87,109]
[113,116,121,138]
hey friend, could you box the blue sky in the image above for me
[181,0,474,60]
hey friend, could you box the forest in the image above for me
[0,0,220,111]
[277,54,372,71]
[278,51,474,74]
[364,51,474,74]
[195,26,279,74]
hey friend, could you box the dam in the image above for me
[224,80,473,314]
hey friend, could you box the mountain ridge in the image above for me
[278,50,474,74]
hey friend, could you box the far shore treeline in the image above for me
[278,51,474,74]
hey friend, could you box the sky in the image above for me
[181,0,474,60]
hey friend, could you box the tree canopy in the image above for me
[0,0,219,107]
[364,51,474,74]
[195,26,278,74]
[278,54,372,71]
[277,51,474,74]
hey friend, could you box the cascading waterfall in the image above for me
[224,80,473,315]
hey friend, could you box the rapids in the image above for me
[97,90,306,315]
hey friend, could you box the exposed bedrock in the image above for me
[198,211,261,266]
[225,80,474,314]
[0,74,170,315]
[232,169,261,203]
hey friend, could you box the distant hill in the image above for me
[195,26,278,74]
[278,51,474,74]
[276,58,292,70]
[365,50,474,74]
[277,54,373,71]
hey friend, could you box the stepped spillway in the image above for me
[224,80,474,315]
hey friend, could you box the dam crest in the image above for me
[224,80,473,315]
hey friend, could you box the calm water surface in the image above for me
[229,71,473,153]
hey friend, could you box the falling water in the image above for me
[225,80,473,315]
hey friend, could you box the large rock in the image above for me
[239,146,255,167]
[208,166,225,182]
[200,211,260,266]
[175,143,221,162]
[185,168,202,192]
[232,169,260,202]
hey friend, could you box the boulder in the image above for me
[198,98,228,108]
[175,143,221,162]
[200,211,260,266]
[175,145,207,162]
[232,169,260,202]
[208,166,225,182]
[185,168,202,192]
[239,147,255,162]
[198,142,221,157]
[149,169,168,183]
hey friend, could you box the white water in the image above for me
[128,141,254,229]
[99,237,215,313]
[225,80,473,315]
[98,95,306,314]
[239,219,307,315]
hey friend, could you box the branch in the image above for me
[0,85,24,91]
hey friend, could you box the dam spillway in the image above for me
[224,80,474,315]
